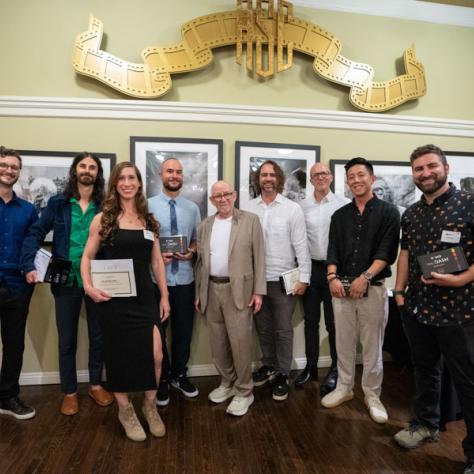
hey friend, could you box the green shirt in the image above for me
[67,198,96,287]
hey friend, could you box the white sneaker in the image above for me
[365,396,388,424]
[321,387,354,408]
[226,394,254,416]
[208,385,235,404]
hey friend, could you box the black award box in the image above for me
[159,235,188,254]
[416,246,469,279]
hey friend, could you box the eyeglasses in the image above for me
[310,172,330,179]
[0,162,20,172]
[211,191,234,200]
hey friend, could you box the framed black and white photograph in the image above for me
[330,160,421,215]
[130,137,223,219]
[235,141,320,208]
[445,151,474,193]
[14,150,116,217]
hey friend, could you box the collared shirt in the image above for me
[210,216,232,277]
[327,195,400,281]
[148,192,201,286]
[245,193,311,283]
[67,198,96,287]
[401,184,474,326]
[300,191,350,260]
[0,192,38,296]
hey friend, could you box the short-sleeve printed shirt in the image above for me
[401,185,474,326]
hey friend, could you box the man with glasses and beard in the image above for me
[0,147,38,420]
[148,158,201,406]
[393,145,474,474]
[21,152,113,416]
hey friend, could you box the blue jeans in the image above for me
[400,307,474,461]
[160,283,195,380]
[53,281,104,394]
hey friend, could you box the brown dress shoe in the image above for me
[61,394,79,416]
[88,387,114,407]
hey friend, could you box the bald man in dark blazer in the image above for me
[195,181,265,416]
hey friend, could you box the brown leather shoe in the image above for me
[88,386,114,407]
[61,394,79,416]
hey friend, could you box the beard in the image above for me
[163,180,183,192]
[77,173,96,185]
[415,173,447,195]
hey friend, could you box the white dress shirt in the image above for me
[300,191,350,261]
[209,216,232,277]
[245,193,311,283]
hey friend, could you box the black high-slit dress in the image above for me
[95,228,160,392]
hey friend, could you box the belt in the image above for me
[311,260,326,265]
[371,281,383,287]
[210,276,230,284]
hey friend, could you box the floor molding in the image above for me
[1,96,473,138]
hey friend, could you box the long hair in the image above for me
[252,160,285,195]
[63,152,105,204]
[99,162,159,242]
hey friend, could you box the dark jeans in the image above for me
[256,281,297,376]
[0,286,34,400]
[160,283,195,380]
[302,261,337,367]
[400,307,474,461]
[53,282,104,394]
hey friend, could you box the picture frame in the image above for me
[14,149,116,214]
[330,159,420,214]
[235,141,320,208]
[130,137,223,219]
[445,151,474,193]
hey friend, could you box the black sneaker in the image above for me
[0,397,36,420]
[171,375,199,398]
[252,365,276,387]
[272,373,289,401]
[156,380,170,407]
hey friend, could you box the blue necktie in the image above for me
[169,199,179,274]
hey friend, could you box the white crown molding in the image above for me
[293,0,474,28]
[1,96,473,138]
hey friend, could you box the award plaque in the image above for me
[417,246,469,279]
[159,235,188,254]
[91,259,137,297]
[339,276,368,297]
[279,268,300,295]
[34,248,72,285]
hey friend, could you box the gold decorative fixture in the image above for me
[73,0,426,112]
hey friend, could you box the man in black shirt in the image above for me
[321,157,400,425]
[393,145,474,474]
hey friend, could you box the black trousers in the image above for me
[401,308,474,461]
[0,286,34,400]
[302,261,337,367]
[160,283,195,380]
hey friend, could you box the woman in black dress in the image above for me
[81,162,170,441]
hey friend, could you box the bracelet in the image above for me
[392,290,405,296]
[327,275,339,283]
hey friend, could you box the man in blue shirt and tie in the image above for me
[148,157,201,405]
[0,146,38,420]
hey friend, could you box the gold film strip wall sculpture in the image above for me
[72,0,427,112]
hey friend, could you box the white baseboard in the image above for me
[18,355,367,386]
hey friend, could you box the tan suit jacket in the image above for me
[195,208,266,313]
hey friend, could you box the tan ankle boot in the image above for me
[142,398,166,437]
[118,402,146,441]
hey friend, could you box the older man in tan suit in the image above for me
[195,181,266,416]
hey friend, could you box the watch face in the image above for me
[364,272,373,280]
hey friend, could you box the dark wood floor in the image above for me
[0,363,466,474]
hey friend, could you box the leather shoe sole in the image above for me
[88,387,114,407]
[61,394,79,416]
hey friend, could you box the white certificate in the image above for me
[91,259,137,297]
[280,268,300,295]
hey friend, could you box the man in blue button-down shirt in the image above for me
[148,157,201,406]
[0,146,38,420]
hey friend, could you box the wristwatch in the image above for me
[362,271,373,282]
[392,290,405,296]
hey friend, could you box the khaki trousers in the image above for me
[332,285,388,398]
[205,281,253,397]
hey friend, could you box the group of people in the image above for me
[0,144,472,473]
